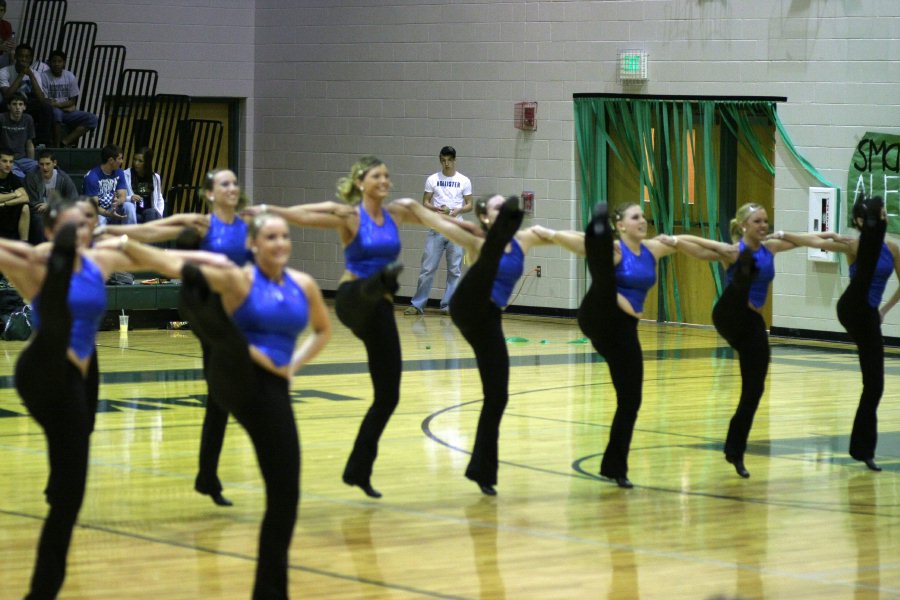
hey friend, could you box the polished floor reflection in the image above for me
[0,308,897,599]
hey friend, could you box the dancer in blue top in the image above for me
[397,194,558,495]
[668,202,801,478]
[108,212,331,599]
[93,168,251,506]
[0,195,229,600]
[532,202,716,488]
[249,156,421,498]
[774,195,899,471]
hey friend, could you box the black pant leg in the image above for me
[454,304,508,487]
[339,296,402,484]
[195,343,229,495]
[714,296,769,460]
[229,367,300,600]
[17,358,92,600]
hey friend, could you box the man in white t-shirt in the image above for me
[405,146,473,315]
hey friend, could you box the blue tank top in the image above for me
[615,242,657,314]
[31,256,107,360]
[849,243,893,308]
[490,239,525,308]
[343,206,401,278]
[231,266,309,368]
[201,213,252,266]
[726,240,775,309]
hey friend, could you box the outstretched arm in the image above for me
[245,201,354,230]
[390,198,483,254]
[770,230,854,255]
[91,236,237,280]
[528,225,586,256]
[655,235,722,261]
[99,213,209,243]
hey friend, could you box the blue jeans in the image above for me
[97,201,137,225]
[410,229,463,310]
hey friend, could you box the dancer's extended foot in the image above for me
[587,202,610,238]
[863,196,885,230]
[380,261,403,295]
[732,247,759,288]
[466,473,498,496]
[489,195,525,241]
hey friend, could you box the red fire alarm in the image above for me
[521,191,535,215]
[514,102,537,131]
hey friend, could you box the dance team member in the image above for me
[667,202,800,478]
[398,194,566,494]
[774,195,897,471]
[3,196,228,599]
[532,203,716,488]
[108,211,330,598]
[249,156,421,499]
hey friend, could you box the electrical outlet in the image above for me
[536,265,542,278]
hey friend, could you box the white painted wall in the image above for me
[14,0,900,334]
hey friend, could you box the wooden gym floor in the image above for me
[0,307,897,599]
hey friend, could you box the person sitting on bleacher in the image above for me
[25,148,77,243]
[83,143,136,225]
[0,146,29,241]
[0,1,15,70]
[124,146,164,222]
[42,49,98,148]
[0,43,52,146]
[0,92,36,177]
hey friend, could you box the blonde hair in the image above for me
[730,202,765,242]
[199,169,250,211]
[336,156,384,205]
[611,202,640,238]
[247,211,286,240]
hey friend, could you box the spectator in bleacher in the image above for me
[83,143,136,225]
[43,49,98,148]
[25,148,78,242]
[0,43,52,145]
[0,146,29,240]
[0,92,36,177]
[124,146,164,222]
[0,1,15,69]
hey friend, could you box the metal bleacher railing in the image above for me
[18,0,226,212]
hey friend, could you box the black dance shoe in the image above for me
[380,261,403,295]
[600,472,634,489]
[209,492,234,507]
[587,203,609,238]
[343,474,382,499]
[863,196,885,229]
[858,457,883,472]
[195,486,234,507]
[477,482,497,496]
[732,247,759,287]
[726,455,750,478]
[491,195,525,240]
[48,223,77,271]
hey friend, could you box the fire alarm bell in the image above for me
[514,102,537,131]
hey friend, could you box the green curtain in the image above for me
[573,96,835,321]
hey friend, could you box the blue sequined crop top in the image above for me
[615,242,657,314]
[32,256,107,360]
[231,266,309,368]
[726,240,775,309]
[201,213,252,266]
[849,243,893,308]
[343,206,401,278]
[490,239,525,308]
